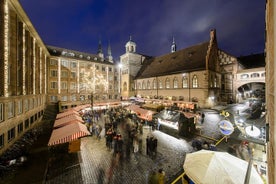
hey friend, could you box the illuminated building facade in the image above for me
[0,0,119,154]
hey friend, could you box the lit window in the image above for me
[251,73,260,78]
[192,75,198,88]
[8,127,15,142]
[50,59,57,65]
[17,122,23,134]
[50,70,58,77]
[142,81,146,89]
[24,99,28,112]
[210,75,213,87]
[138,82,141,89]
[241,74,249,79]
[7,102,14,118]
[71,95,76,101]
[159,80,163,89]
[61,60,69,68]
[71,62,77,68]
[153,79,157,89]
[182,77,188,88]
[123,82,127,91]
[214,76,218,88]
[51,82,58,89]
[61,82,67,89]
[147,81,151,89]
[173,78,178,88]
[61,96,67,101]
[61,71,68,78]
[71,72,76,78]
[0,103,3,122]
[70,82,76,90]
[50,96,58,102]
[165,78,170,89]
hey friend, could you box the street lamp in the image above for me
[118,63,122,94]
[91,92,94,111]
[245,122,261,138]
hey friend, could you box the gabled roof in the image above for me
[237,53,265,69]
[135,41,209,79]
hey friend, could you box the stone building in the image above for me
[0,0,119,154]
[0,0,48,154]
[47,45,120,111]
[265,0,275,183]
[121,30,240,108]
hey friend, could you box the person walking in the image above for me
[158,168,165,184]
[201,113,205,124]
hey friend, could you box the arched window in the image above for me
[153,79,157,89]
[192,75,198,88]
[165,78,170,88]
[210,75,213,87]
[182,77,188,88]
[214,76,218,88]
[159,80,163,89]
[241,74,249,79]
[251,73,260,78]
[123,82,127,91]
[138,82,141,89]
[173,77,178,88]
[261,72,265,77]
[182,77,189,88]
[147,80,151,89]
[142,81,146,89]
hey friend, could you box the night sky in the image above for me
[19,0,265,61]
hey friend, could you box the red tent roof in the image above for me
[48,122,90,146]
[54,115,84,128]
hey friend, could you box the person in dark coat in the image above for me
[153,137,158,156]
[201,113,205,124]
[146,135,150,155]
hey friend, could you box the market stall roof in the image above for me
[125,104,155,121]
[48,122,90,146]
[70,104,91,112]
[53,115,84,128]
[183,150,263,184]
[56,110,79,119]
[183,112,196,119]
[154,110,196,121]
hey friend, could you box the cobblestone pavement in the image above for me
[1,105,267,184]
[43,113,194,184]
[78,122,193,184]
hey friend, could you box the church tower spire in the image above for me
[97,38,104,60]
[171,36,177,53]
[107,41,113,63]
[125,35,136,53]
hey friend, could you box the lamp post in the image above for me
[118,63,122,94]
[244,142,254,184]
[91,92,94,111]
[243,123,260,184]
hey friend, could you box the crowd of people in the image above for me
[81,106,165,183]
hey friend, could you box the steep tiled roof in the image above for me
[47,45,113,65]
[135,41,209,79]
[238,53,265,69]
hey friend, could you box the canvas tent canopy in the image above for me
[56,110,79,119]
[125,104,155,121]
[53,115,84,128]
[183,150,263,184]
[48,122,90,146]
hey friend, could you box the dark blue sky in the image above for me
[19,0,265,61]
